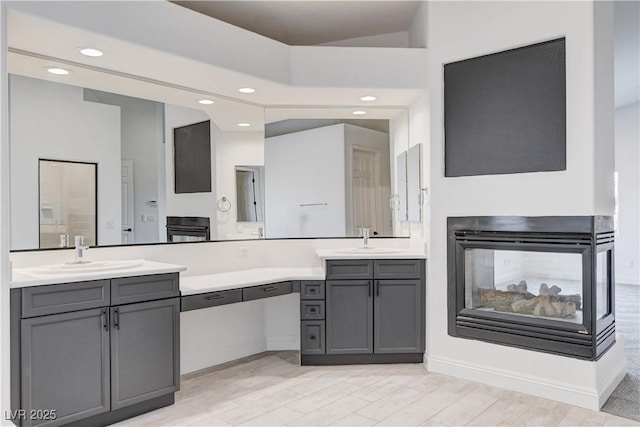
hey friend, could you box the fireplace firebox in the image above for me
[448,216,615,360]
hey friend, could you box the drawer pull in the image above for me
[310,308,317,313]
[309,335,316,340]
[205,295,224,300]
[309,288,316,293]
[263,287,278,292]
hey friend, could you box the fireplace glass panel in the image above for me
[596,251,610,320]
[464,249,583,324]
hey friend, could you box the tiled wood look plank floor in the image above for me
[114,352,639,427]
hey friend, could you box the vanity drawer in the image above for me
[111,273,179,305]
[300,300,325,320]
[301,321,325,355]
[21,280,110,318]
[181,289,242,312]
[325,260,373,280]
[374,259,423,279]
[300,281,325,300]
[242,281,292,302]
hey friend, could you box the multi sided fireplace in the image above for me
[448,216,615,360]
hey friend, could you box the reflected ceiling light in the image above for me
[360,95,377,101]
[238,87,256,94]
[352,110,367,115]
[79,48,104,57]
[47,67,71,75]
[237,123,252,127]
[198,99,215,105]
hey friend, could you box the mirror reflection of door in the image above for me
[235,166,264,222]
[351,146,391,237]
[39,159,97,249]
[121,160,134,243]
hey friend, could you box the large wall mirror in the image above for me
[7,30,411,251]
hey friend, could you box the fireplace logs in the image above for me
[479,281,581,319]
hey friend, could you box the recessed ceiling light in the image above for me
[198,99,215,105]
[79,48,104,57]
[238,87,256,94]
[237,123,252,127]
[47,67,71,75]
[352,110,367,115]
[360,95,377,101]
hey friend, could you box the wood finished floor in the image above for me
[114,352,639,427]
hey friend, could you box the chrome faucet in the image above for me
[359,227,370,249]
[74,235,89,264]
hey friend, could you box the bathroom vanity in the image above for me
[9,262,186,427]
[9,249,426,426]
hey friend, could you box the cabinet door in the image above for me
[326,280,373,354]
[111,298,180,410]
[21,308,110,426]
[374,279,423,354]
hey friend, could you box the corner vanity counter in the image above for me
[9,260,186,427]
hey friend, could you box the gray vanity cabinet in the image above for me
[325,280,373,354]
[20,308,110,426]
[374,279,423,353]
[110,298,180,410]
[304,259,425,365]
[12,274,180,427]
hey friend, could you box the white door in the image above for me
[352,148,384,236]
[121,160,134,243]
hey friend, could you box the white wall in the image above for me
[9,75,121,249]
[84,90,165,244]
[319,31,409,48]
[615,102,640,285]
[265,124,346,238]
[423,1,622,410]
[215,130,264,239]
[163,104,217,240]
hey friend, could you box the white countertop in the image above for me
[10,260,187,288]
[316,248,427,260]
[180,267,325,296]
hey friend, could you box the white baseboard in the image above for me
[266,335,299,351]
[427,347,625,411]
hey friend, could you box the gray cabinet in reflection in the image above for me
[111,299,180,410]
[326,280,373,354]
[20,308,110,426]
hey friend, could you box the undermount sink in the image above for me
[331,247,407,255]
[29,260,144,275]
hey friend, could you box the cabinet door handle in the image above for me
[263,286,278,292]
[368,281,372,297]
[376,281,380,297]
[113,308,119,330]
[102,309,109,331]
[205,295,224,300]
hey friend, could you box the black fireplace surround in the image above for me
[448,216,615,360]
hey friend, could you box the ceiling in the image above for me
[172,1,420,46]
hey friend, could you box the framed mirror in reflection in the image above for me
[8,57,411,250]
[38,159,97,249]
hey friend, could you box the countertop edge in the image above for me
[180,268,325,296]
[10,261,187,289]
